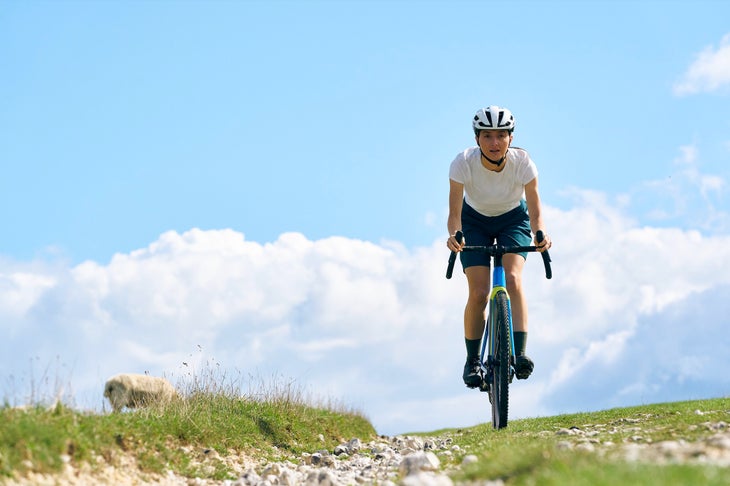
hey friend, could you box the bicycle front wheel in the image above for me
[490,290,511,429]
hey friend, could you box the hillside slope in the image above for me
[2,397,729,485]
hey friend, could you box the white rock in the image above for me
[400,451,441,476]
[461,454,478,466]
[401,471,454,486]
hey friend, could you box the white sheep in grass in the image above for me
[104,373,178,412]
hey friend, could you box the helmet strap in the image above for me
[480,149,505,167]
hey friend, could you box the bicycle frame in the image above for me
[481,254,516,384]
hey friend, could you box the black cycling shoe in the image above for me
[514,355,534,380]
[463,357,482,388]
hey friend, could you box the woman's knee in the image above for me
[469,287,489,302]
[505,272,523,292]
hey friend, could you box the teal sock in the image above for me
[514,332,527,356]
[465,338,482,359]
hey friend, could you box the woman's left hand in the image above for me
[535,232,552,252]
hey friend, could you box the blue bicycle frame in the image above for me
[482,255,516,380]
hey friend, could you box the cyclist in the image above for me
[446,105,552,387]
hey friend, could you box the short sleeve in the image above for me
[516,151,538,185]
[449,152,467,184]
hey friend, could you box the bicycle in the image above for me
[446,230,552,429]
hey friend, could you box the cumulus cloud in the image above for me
[540,283,730,414]
[626,144,728,233]
[2,197,730,435]
[674,33,730,95]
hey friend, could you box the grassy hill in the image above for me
[443,397,730,485]
[2,395,729,484]
[1,391,375,482]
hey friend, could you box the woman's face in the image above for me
[476,130,513,161]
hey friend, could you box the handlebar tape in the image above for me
[536,231,553,280]
[445,230,463,279]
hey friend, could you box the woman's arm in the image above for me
[524,177,552,251]
[447,179,464,251]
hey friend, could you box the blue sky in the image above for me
[2,0,730,436]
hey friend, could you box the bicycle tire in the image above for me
[490,290,511,429]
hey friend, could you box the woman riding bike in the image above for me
[446,105,552,387]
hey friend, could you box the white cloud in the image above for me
[626,144,728,232]
[0,271,56,321]
[674,33,730,95]
[2,198,730,434]
[540,283,730,415]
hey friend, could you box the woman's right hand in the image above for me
[447,232,464,252]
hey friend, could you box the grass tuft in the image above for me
[1,357,375,481]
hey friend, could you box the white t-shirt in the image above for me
[449,146,538,216]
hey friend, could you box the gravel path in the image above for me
[4,435,465,486]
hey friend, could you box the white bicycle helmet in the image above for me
[472,106,515,133]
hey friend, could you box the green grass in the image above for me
[437,397,730,485]
[2,366,729,485]
[1,395,375,481]
[1,367,376,482]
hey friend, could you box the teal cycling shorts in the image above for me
[459,199,532,269]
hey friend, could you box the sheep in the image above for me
[103,373,178,412]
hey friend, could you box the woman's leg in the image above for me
[462,265,491,386]
[464,265,491,339]
[504,254,533,379]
